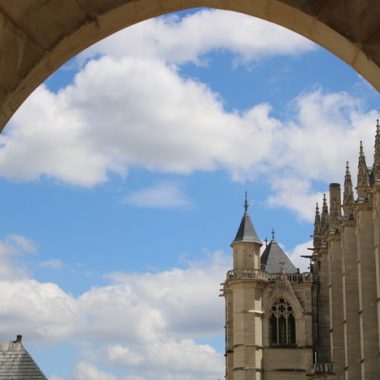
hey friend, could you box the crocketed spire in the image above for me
[320,194,329,234]
[343,161,354,216]
[313,203,321,249]
[373,119,380,182]
[329,183,341,227]
[357,141,369,200]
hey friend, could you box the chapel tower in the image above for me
[222,119,380,380]
[224,193,264,380]
[222,195,319,379]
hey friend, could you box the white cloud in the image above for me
[90,339,223,380]
[72,362,119,380]
[1,9,378,219]
[267,177,323,222]
[39,259,64,270]
[79,9,315,65]
[1,8,314,190]
[0,247,229,379]
[287,240,313,272]
[3,57,378,219]
[3,56,279,186]
[0,279,82,342]
[106,251,229,337]
[122,182,192,209]
[265,90,379,221]
[0,235,37,280]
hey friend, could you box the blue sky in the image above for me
[0,7,379,380]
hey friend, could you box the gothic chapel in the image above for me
[221,120,380,380]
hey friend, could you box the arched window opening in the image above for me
[269,298,296,346]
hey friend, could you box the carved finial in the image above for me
[320,194,329,233]
[244,191,249,212]
[314,203,321,229]
[264,236,268,246]
[329,183,341,228]
[313,202,321,249]
[322,194,327,209]
[271,227,275,241]
[357,141,369,199]
[343,161,354,216]
[373,120,380,182]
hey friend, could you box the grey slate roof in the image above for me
[232,211,262,245]
[0,337,47,380]
[260,239,297,273]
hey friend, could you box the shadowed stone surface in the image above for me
[0,0,379,131]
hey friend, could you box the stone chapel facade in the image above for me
[221,120,380,380]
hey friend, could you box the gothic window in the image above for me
[269,298,296,346]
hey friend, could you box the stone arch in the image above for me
[0,1,379,131]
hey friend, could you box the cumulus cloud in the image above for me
[72,362,119,380]
[0,246,229,379]
[105,251,229,337]
[0,278,82,342]
[0,235,37,280]
[3,56,378,219]
[122,182,192,209]
[79,9,315,65]
[3,63,378,219]
[86,339,223,380]
[1,10,378,219]
[267,177,324,221]
[287,240,313,272]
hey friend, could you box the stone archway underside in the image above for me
[0,0,379,130]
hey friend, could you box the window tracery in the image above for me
[269,297,296,346]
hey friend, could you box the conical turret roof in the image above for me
[0,336,47,379]
[232,193,262,245]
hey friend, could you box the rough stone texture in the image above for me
[356,205,379,379]
[223,207,316,379]
[317,249,331,363]
[223,120,380,380]
[0,0,379,130]
[373,187,380,370]
[328,236,344,377]
[341,221,361,379]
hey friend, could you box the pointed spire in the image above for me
[232,193,262,245]
[313,203,321,249]
[357,141,369,199]
[320,194,329,233]
[314,203,320,225]
[373,119,380,182]
[343,161,354,216]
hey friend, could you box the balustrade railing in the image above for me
[308,362,334,375]
[225,269,315,283]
